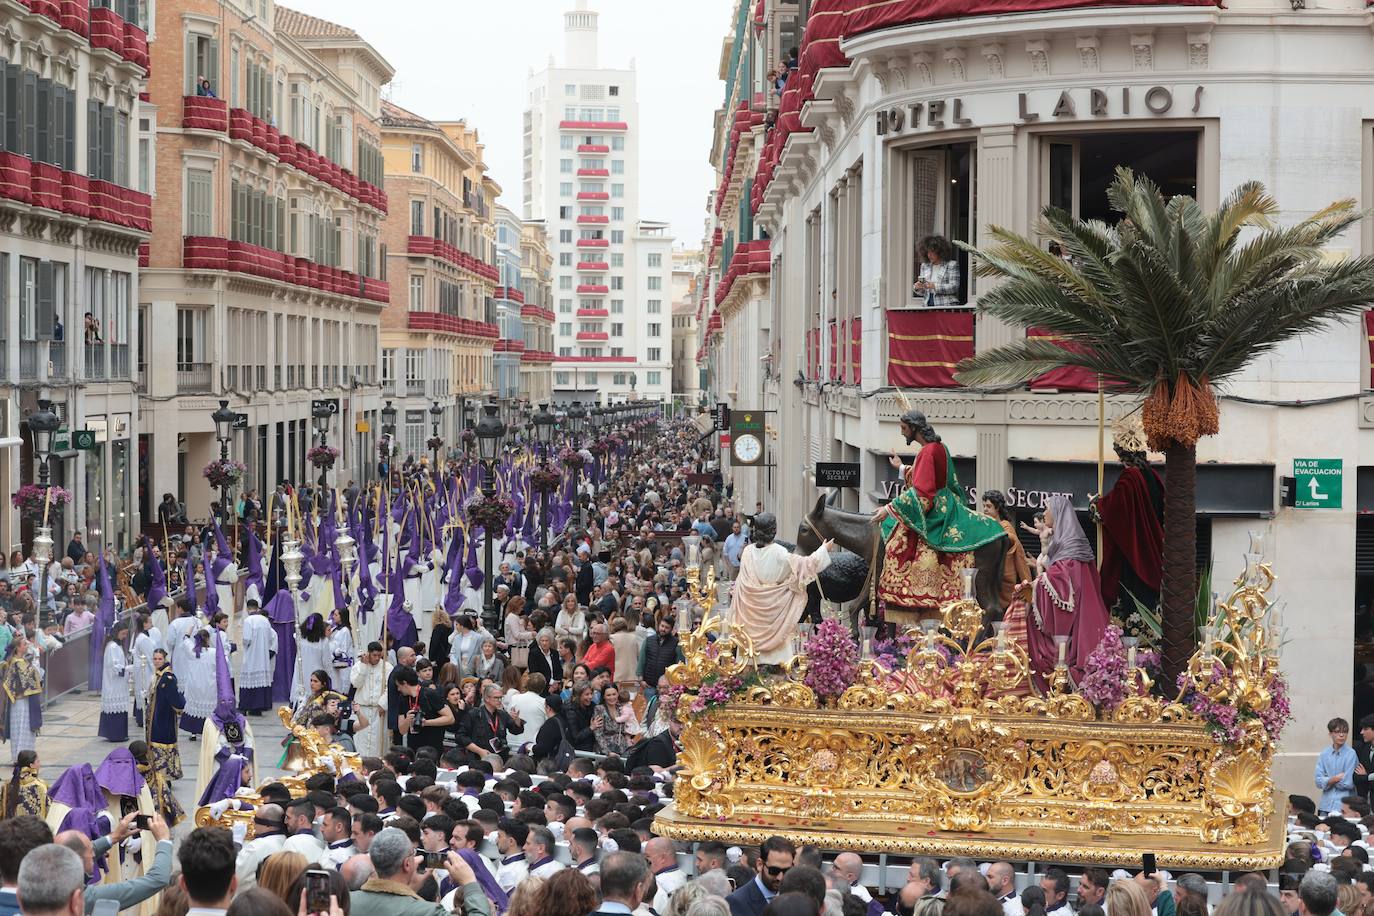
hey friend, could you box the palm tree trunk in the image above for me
[1160,441,1198,689]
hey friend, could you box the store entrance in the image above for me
[1043,130,1199,223]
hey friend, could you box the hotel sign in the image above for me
[876,85,1205,135]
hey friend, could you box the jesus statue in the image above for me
[729,512,835,665]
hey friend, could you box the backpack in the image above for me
[553,715,577,771]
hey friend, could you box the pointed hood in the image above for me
[197,752,250,807]
[94,748,145,797]
[211,630,244,735]
[201,542,219,615]
[244,527,265,594]
[145,539,168,610]
[88,550,117,691]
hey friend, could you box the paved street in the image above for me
[34,690,294,838]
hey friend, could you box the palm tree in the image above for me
[954,168,1374,685]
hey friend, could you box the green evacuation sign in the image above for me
[1294,458,1342,509]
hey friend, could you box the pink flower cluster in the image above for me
[688,674,744,715]
[803,619,859,700]
[873,632,917,671]
[1176,658,1291,745]
[1079,625,1130,711]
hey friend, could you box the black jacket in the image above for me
[640,633,682,688]
[575,562,594,606]
[726,879,768,916]
[1356,739,1374,801]
[456,704,517,755]
[531,717,564,762]
[527,648,562,691]
[626,730,675,771]
[562,700,597,751]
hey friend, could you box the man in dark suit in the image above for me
[627,718,681,772]
[575,550,595,606]
[589,850,651,916]
[1355,714,1374,804]
[727,836,797,916]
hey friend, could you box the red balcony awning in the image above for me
[577,168,610,177]
[577,192,609,201]
[575,332,609,341]
[577,239,610,248]
[576,308,609,318]
[576,285,609,294]
[886,308,973,389]
[577,215,609,224]
[577,144,611,153]
[577,261,609,271]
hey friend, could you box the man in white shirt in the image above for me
[319,808,355,870]
[987,862,1024,916]
[646,837,686,913]
[493,819,529,892]
[235,805,287,891]
[349,642,391,758]
[504,674,548,748]
[281,799,326,864]
[523,826,563,880]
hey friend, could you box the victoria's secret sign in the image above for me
[875,85,1205,135]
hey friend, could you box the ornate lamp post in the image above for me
[475,403,506,628]
[532,402,556,549]
[211,399,236,521]
[311,400,332,489]
[429,399,443,469]
[380,399,397,484]
[27,398,59,620]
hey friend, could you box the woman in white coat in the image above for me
[291,613,333,702]
[328,608,355,694]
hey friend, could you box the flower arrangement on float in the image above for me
[202,458,247,489]
[802,618,860,704]
[11,484,72,520]
[306,445,339,469]
[1078,624,1161,713]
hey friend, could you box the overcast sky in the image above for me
[284,0,731,250]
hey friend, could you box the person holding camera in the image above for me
[455,684,522,760]
[55,810,172,914]
[395,669,452,754]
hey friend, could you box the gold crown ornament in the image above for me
[1112,413,1149,453]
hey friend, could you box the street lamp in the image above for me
[475,403,506,630]
[429,399,443,469]
[568,400,587,443]
[380,399,397,483]
[532,402,556,548]
[211,399,236,521]
[311,400,332,489]
[27,398,59,622]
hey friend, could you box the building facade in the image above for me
[519,221,555,404]
[671,248,703,408]
[523,0,672,406]
[706,0,1374,794]
[0,0,151,555]
[493,204,523,400]
[141,1,390,515]
[378,102,500,462]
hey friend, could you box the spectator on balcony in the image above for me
[913,236,962,308]
[52,316,63,342]
[83,313,101,344]
[196,76,216,98]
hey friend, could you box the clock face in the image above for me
[734,433,763,464]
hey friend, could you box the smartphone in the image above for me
[1142,853,1157,877]
[305,869,331,913]
[424,850,446,870]
[134,814,151,831]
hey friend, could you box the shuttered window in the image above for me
[185,168,213,236]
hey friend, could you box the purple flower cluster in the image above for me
[11,483,73,520]
[803,619,859,700]
[1079,625,1130,711]
[1258,670,1292,742]
[1176,658,1291,746]
[873,631,917,671]
[688,674,744,715]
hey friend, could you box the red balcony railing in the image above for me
[406,236,500,282]
[885,309,973,389]
[577,215,609,224]
[182,236,389,304]
[494,286,526,303]
[576,168,610,177]
[714,238,771,306]
[405,311,500,339]
[576,239,609,248]
[183,95,230,132]
[58,0,89,37]
[577,192,609,201]
[577,261,609,271]
[559,121,629,131]
[520,350,555,364]
[575,332,609,341]
[493,339,526,353]
[576,308,609,318]
[576,284,609,294]
[556,355,635,363]
[577,144,610,153]
[0,152,150,232]
[519,305,556,323]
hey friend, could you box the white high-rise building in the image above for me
[524,1,672,406]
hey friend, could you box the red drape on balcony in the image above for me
[886,309,973,389]
[828,320,840,380]
[806,328,821,379]
[842,0,1215,39]
[1366,311,1374,389]
[1026,327,1099,392]
[849,317,862,386]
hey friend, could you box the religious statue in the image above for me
[1091,414,1165,614]
[1026,494,1110,686]
[872,409,1005,626]
[729,513,835,665]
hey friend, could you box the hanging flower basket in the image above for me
[589,439,610,457]
[377,439,395,460]
[202,458,247,489]
[11,484,72,521]
[559,447,584,470]
[307,445,339,469]
[467,494,514,531]
[461,429,476,446]
[530,467,562,494]
[427,436,444,451]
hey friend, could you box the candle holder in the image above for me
[32,526,53,567]
[335,531,357,583]
[281,538,304,591]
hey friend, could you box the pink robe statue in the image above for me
[1026,494,1110,688]
[730,537,832,665]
